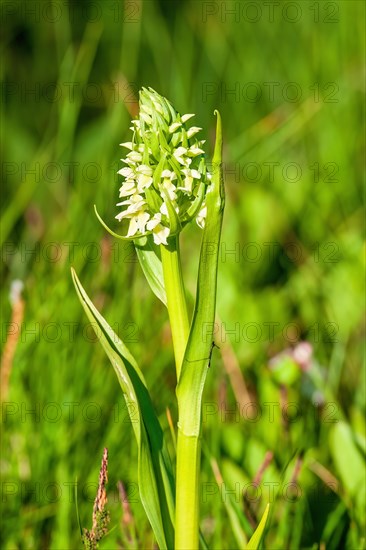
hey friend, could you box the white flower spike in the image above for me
[115,87,210,244]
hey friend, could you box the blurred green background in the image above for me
[1,1,365,548]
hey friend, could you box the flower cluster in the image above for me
[116,88,210,245]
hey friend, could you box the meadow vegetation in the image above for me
[1,1,365,548]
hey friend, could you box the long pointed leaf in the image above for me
[176,110,225,435]
[71,268,174,549]
[174,111,225,548]
[246,504,270,550]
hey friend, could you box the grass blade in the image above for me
[246,504,270,550]
[209,455,248,549]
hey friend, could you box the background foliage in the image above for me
[1,1,365,548]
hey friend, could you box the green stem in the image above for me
[175,431,201,549]
[160,235,190,381]
[161,235,198,547]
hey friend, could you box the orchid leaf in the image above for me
[134,235,167,306]
[71,268,174,549]
[176,110,225,435]
[174,111,225,548]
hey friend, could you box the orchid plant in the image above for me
[72,88,268,549]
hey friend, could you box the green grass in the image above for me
[1,1,365,548]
